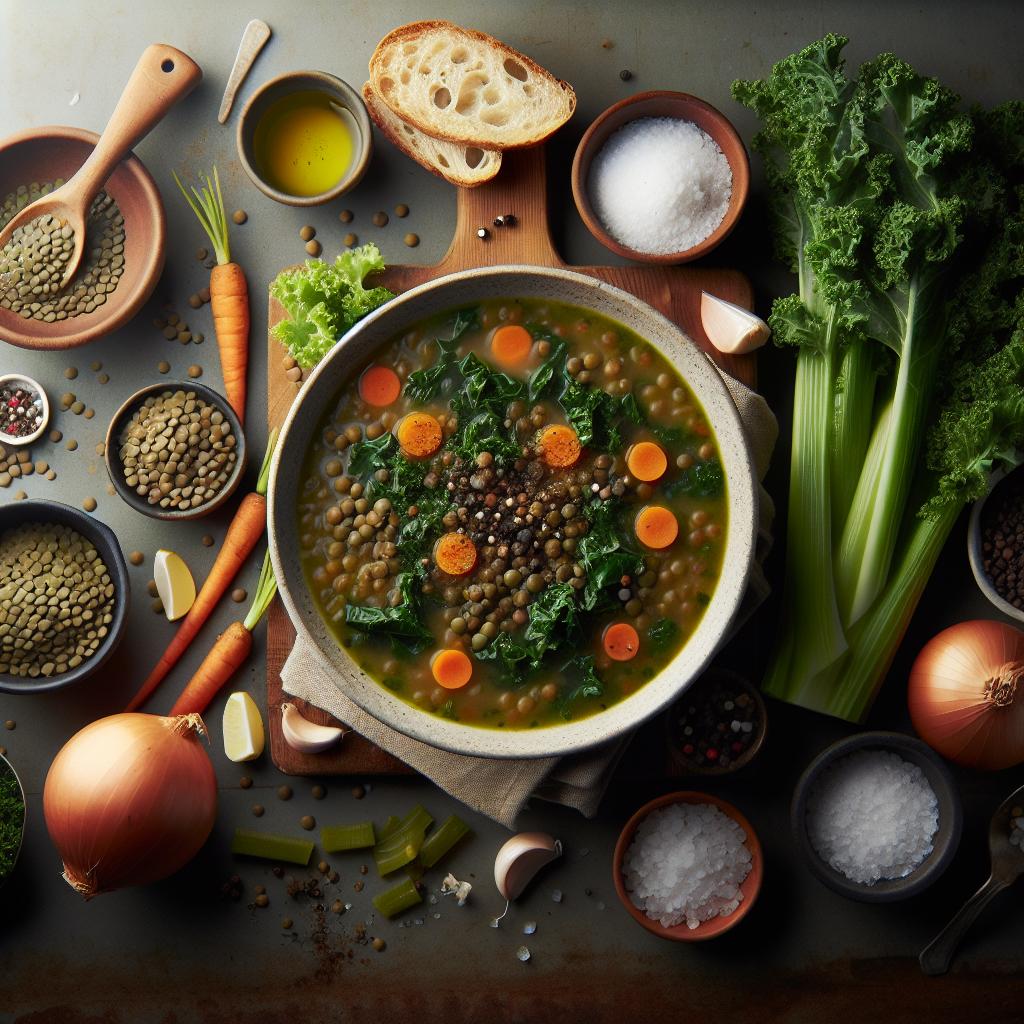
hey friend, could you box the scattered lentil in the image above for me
[394,204,409,218]
[129,551,144,566]
[339,210,353,223]
[239,776,253,789]
[403,233,420,248]
[65,439,77,451]
[299,225,316,241]
[343,233,357,247]
[157,361,170,374]
[300,815,316,830]
[304,240,322,257]
[82,497,96,512]
[202,534,215,547]
[187,365,202,378]
[619,68,633,80]
[49,430,62,442]
[372,211,388,227]
[64,367,78,380]
[232,209,248,225]
[277,785,293,801]
[231,587,248,603]
[252,804,265,817]
[312,784,326,799]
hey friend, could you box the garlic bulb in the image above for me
[494,832,562,900]
[701,291,771,354]
[280,703,345,754]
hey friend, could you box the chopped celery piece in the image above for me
[419,815,471,869]
[231,829,314,866]
[373,877,422,918]
[321,821,376,852]
[378,815,401,841]
[373,805,433,876]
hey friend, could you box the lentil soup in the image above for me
[297,299,727,729]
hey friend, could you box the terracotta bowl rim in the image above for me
[0,124,165,350]
[612,789,763,941]
[571,89,750,265]
[236,70,373,207]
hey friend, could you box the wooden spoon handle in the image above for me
[73,44,202,200]
[919,874,1010,975]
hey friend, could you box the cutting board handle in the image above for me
[435,146,564,272]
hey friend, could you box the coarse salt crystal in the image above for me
[806,749,939,885]
[589,117,732,256]
[621,802,751,929]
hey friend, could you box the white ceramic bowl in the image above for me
[0,373,49,446]
[269,266,758,759]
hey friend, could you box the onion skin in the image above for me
[908,620,1024,771]
[43,713,217,898]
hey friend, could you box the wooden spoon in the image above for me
[0,44,201,288]
[919,781,1024,975]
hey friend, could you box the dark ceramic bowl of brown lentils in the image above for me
[104,382,247,521]
[0,499,129,694]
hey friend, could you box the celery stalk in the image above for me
[419,815,471,869]
[231,829,315,866]
[372,877,422,918]
[321,821,376,852]
[373,805,433,876]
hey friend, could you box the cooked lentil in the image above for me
[299,299,727,729]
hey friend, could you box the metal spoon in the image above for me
[0,44,201,289]
[920,781,1024,975]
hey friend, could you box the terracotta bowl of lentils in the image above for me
[0,125,165,350]
[0,499,130,694]
[105,382,247,521]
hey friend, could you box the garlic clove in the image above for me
[280,702,345,754]
[701,291,771,355]
[494,832,562,901]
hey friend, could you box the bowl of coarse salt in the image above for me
[572,91,749,265]
[792,731,963,903]
[612,791,763,941]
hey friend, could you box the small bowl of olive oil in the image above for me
[237,71,372,206]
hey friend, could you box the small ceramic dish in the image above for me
[0,752,26,889]
[0,373,49,446]
[0,499,130,695]
[104,381,247,521]
[792,731,963,903]
[612,791,763,941]
[967,467,1024,625]
[0,125,165,350]
[571,90,749,265]
[237,71,372,206]
[664,669,767,776]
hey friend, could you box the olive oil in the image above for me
[252,90,355,197]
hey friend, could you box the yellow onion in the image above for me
[908,620,1024,771]
[43,713,217,898]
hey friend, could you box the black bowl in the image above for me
[0,499,130,694]
[791,731,963,903]
[104,381,247,521]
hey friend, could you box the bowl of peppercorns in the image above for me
[0,374,48,446]
[968,467,1024,625]
[664,669,766,775]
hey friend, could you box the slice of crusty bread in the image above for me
[362,82,502,188]
[369,20,576,149]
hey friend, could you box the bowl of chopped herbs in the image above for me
[0,753,26,887]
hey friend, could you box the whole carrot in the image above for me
[169,551,278,717]
[174,167,250,424]
[124,432,276,713]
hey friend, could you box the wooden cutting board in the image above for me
[266,145,756,776]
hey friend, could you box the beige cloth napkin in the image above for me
[282,367,777,828]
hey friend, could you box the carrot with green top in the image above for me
[170,549,279,716]
[174,167,250,424]
[124,431,277,713]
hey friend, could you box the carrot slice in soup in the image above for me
[603,622,640,661]
[539,424,581,468]
[434,532,478,576]
[431,649,474,689]
[359,365,402,407]
[489,324,532,368]
[626,441,667,482]
[635,505,678,549]
[397,412,442,458]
